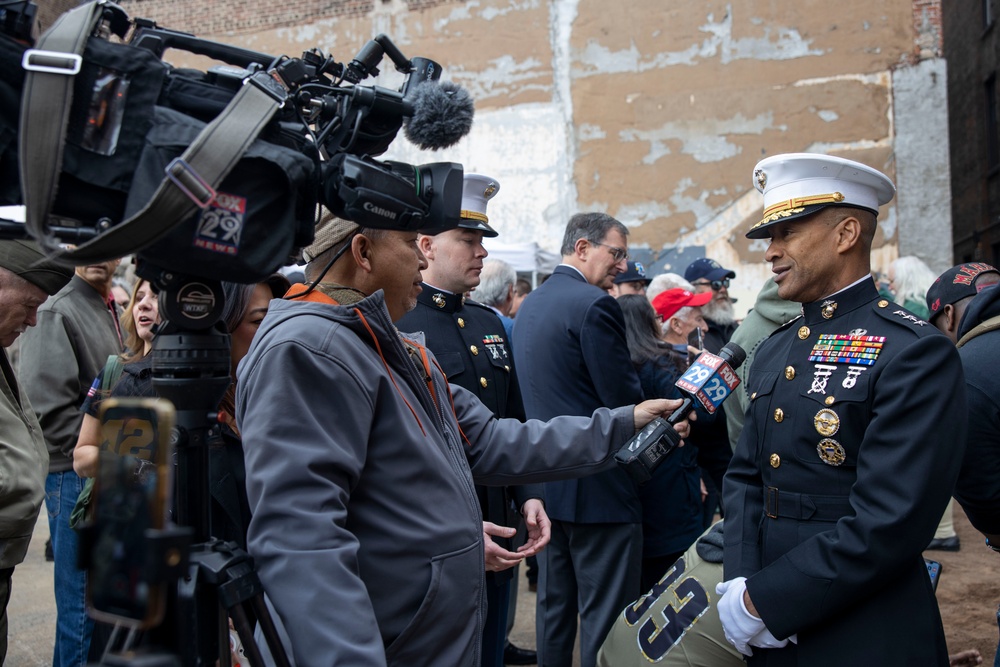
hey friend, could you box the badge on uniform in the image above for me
[809,364,837,395]
[482,334,508,360]
[817,438,846,466]
[842,366,867,389]
[814,408,840,436]
[432,293,446,308]
[892,310,928,326]
[808,334,885,366]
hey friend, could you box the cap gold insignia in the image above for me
[432,293,446,308]
[755,169,767,190]
[814,408,840,437]
[817,438,846,466]
[821,300,837,319]
[484,183,498,197]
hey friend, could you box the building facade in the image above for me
[86,0,956,306]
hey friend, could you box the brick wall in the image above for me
[912,0,943,58]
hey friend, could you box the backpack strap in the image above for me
[956,314,1000,349]
[99,353,124,393]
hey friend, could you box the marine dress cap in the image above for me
[748,153,896,239]
[457,173,500,238]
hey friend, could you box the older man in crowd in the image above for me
[0,240,73,663]
[514,212,646,667]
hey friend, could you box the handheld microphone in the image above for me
[616,342,746,484]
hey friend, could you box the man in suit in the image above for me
[720,153,965,665]
[396,174,545,666]
[514,212,645,667]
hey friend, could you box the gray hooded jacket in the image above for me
[237,289,636,666]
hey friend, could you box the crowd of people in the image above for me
[0,151,996,667]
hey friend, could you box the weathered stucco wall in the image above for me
[113,0,951,307]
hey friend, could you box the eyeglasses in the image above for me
[692,278,731,291]
[591,241,629,263]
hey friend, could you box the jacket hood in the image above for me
[750,277,801,327]
[958,284,1000,339]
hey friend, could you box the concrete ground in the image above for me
[5,515,566,666]
[8,513,55,666]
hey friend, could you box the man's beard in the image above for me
[702,297,736,326]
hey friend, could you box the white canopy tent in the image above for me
[482,240,559,287]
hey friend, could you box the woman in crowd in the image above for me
[619,294,706,591]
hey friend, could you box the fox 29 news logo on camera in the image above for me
[193,192,246,257]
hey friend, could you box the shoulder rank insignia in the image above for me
[808,334,885,367]
[891,310,928,326]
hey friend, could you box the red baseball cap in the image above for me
[651,288,712,321]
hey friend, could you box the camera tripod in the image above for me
[80,271,291,667]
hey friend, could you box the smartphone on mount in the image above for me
[86,398,175,629]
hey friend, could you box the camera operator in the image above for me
[236,213,690,666]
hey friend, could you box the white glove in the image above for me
[748,626,789,650]
[715,578,763,657]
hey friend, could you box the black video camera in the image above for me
[0,2,473,283]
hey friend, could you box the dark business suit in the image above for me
[513,265,644,667]
[397,287,539,667]
[723,279,965,666]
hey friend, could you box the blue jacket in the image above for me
[513,265,644,523]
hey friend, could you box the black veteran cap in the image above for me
[613,261,651,285]
[0,239,73,295]
[925,262,1000,320]
[747,153,896,239]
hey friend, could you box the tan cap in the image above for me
[0,239,73,295]
[302,212,360,263]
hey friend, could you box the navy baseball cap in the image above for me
[613,261,651,285]
[926,262,1000,320]
[685,258,736,283]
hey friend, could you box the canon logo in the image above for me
[363,202,397,220]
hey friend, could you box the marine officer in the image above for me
[719,153,966,666]
[396,174,547,667]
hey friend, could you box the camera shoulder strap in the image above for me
[19,0,287,264]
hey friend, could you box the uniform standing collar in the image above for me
[417,282,465,313]
[801,278,879,325]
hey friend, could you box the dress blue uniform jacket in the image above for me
[397,287,542,585]
[513,265,644,523]
[723,278,966,666]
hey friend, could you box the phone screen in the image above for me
[86,398,174,628]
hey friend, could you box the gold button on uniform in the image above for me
[480,377,488,388]
[770,453,781,468]
[785,366,795,380]
[458,318,466,328]
[470,345,479,356]
[774,408,784,423]
[825,396,835,405]
[878,300,889,308]
[504,365,510,372]
[751,392,758,400]
[798,326,810,339]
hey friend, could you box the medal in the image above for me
[817,438,846,466]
